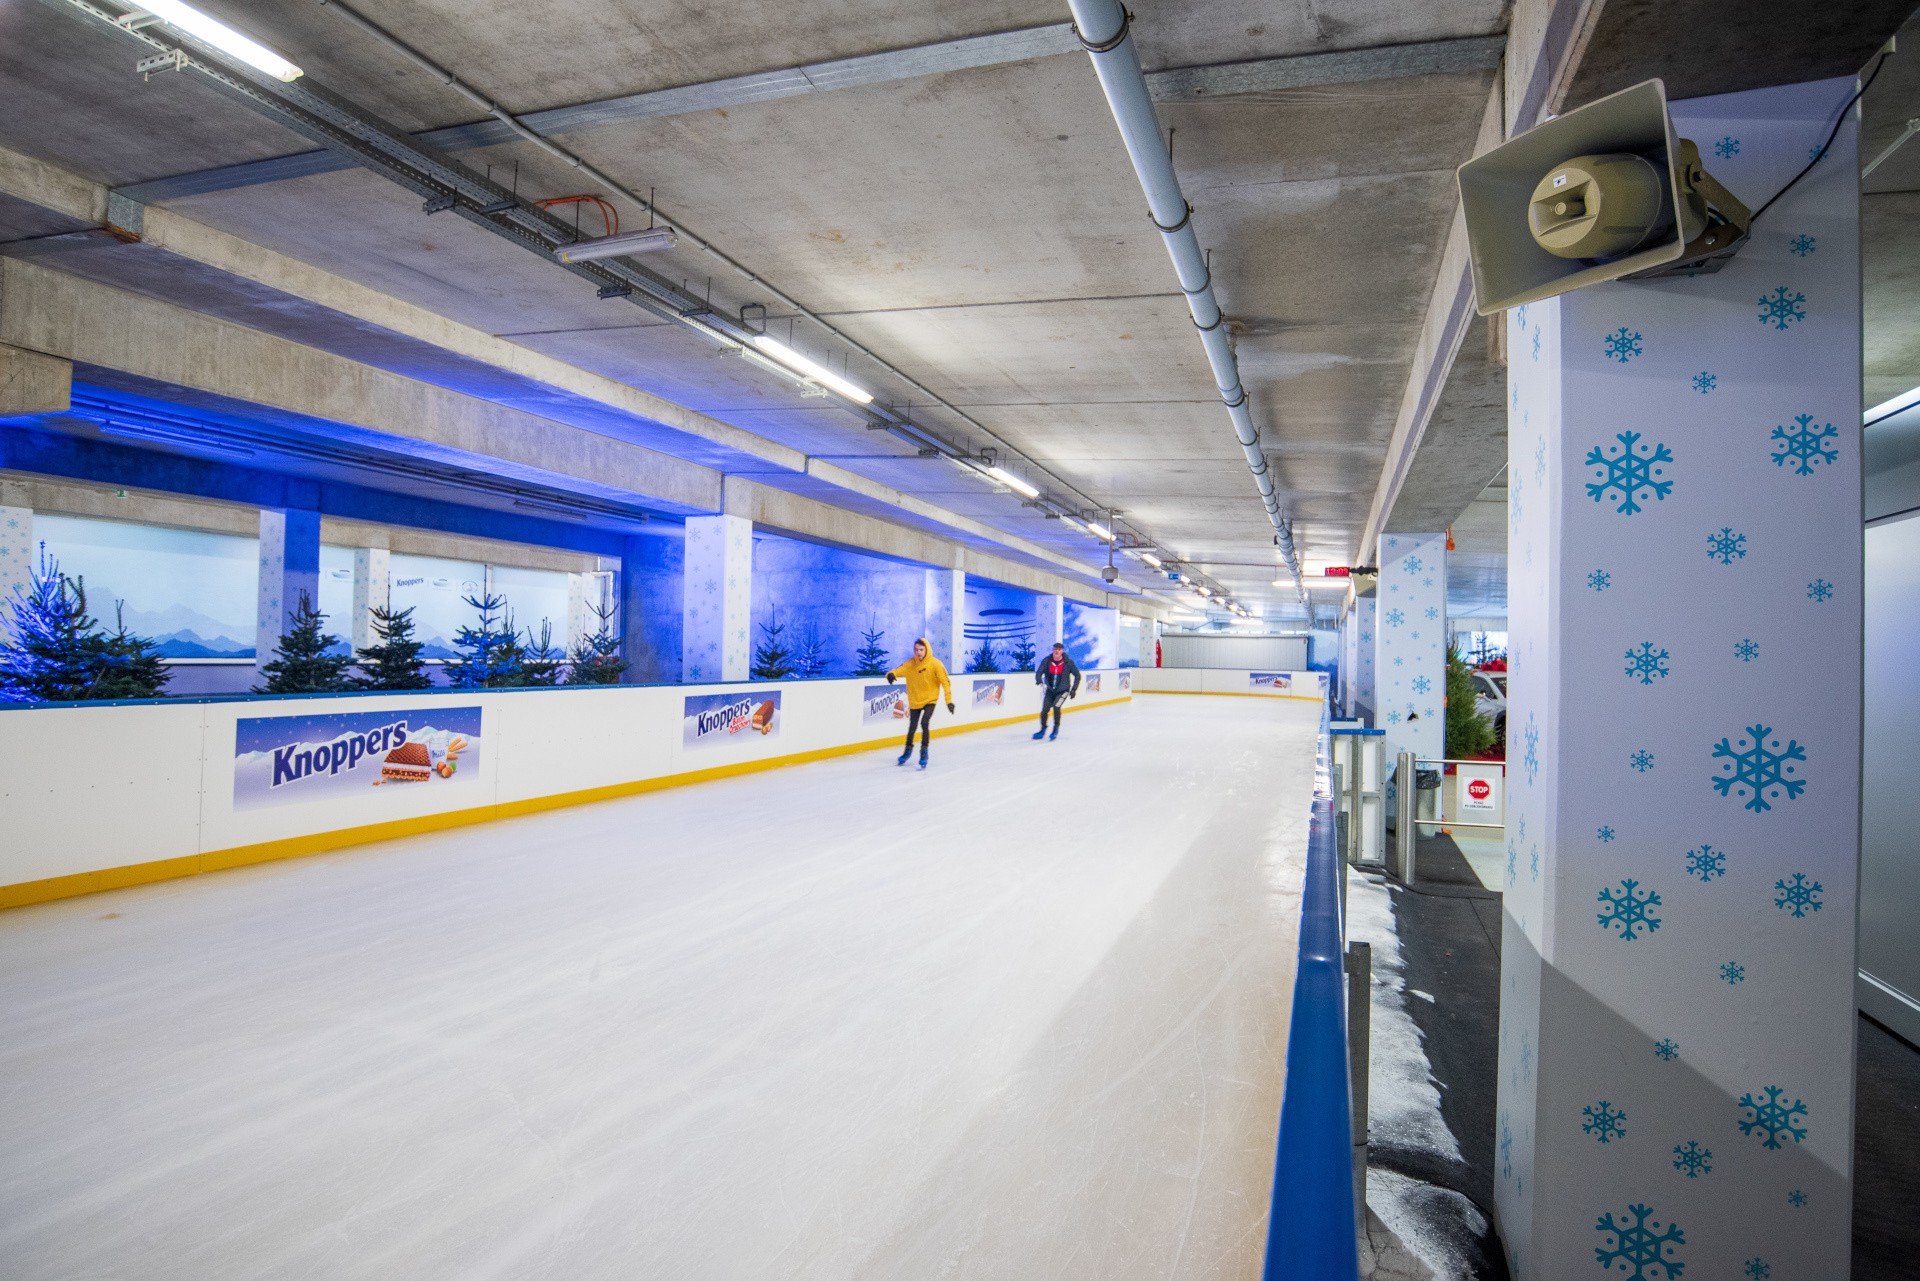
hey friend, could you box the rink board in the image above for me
[0,673,1133,907]
[1131,667,1327,699]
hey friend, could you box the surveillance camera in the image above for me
[1101,565,1119,584]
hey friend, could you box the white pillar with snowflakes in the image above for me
[1347,592,1377,721]
[255,507,322,677]
[682,513,751,683]
[1371,532,1447,764]
[1495,78,1861,1280]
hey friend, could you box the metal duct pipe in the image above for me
[1067,0,1308,608]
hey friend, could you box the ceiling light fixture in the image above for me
[1085,521,1115,542]
[751,334,873,405]
[984,465,1040,499]
[1139,552,1163,569]
[137,0,304,81]
[552,226,678,263]
[1058,515,1087,533]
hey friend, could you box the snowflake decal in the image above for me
[1807,578,1834,602]
[1789,233,1815,257]
[1624,641,1670,685]
[1532,328,1542,359]
[1594,1203,1686,1280]
[1507,842,1518,883]
[1535,437,1547,481]
[1530,844,1541,880]
[1712,724,1807,813]
[1744,1259,1771,1280]
[1499,1113,1514,1181]
[1714,135,1741,158]
[1787,1189,1808,1209]
[1583,1100,1628,1143]
[1386,608,1405,626]
[1604,327,1644,363]
[1739,1085,1808,1149]
[1770,413,1839,475]
[1586,431,1675,515]
[1671,1140,1712,1179]
[1406,555,1424,573]
[1654,1038,1679,1062]
[1774,872,1823,918]
[1411,675,1431,694]
[1598,826,1616,842]
[1734,638,1760,663]
[1721,960,1747,985]
[1630,749,1655,773]
[1387,710,1402,725]
[1691,371,1717,394]
[1524,714,1540,783]
[1757,286,1807,331]
[1706,527,1747,565]
[1684,844,1726,883]
[1590,569,1613,591]
[1597,878,1662,940]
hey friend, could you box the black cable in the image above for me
[1749,47,1893,225]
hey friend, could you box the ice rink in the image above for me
[0,694,1321,1280]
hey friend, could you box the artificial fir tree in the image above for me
[521,619,566,686]
[353,604,431,690]
[750,610,795,679]
[1443,639,1496,759]
[566,600,626,685]
[0,547,106,702]
[966,638,1001,673]
[91,601,171,700]
[794,623,829,678]
[255,592,356,695]
[852,620,889,677]
[1010,635,1037,670]
[445,591,526,688]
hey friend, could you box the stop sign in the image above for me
[1468,777,1492,802]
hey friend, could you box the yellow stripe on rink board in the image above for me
[1132,689,1326,703]
[0,695,1133,911]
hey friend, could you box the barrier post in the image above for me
[1346,940,1372,1241]
[1394,750,1416,884]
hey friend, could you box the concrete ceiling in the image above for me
[0,0,1511,620]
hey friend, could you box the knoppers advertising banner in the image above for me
[1250,672,1292,690]
[684,690,780,749]
[972,678,1004,709]
[862,683,906,725]
[234,706,481,810]
[1084,673,1102,693]
[1119,671,1132,691]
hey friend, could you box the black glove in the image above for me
[946,702,956,714]
[1069,689,1078,699]
[886,673,896,684]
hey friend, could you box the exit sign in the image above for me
[1324,566,1351,577]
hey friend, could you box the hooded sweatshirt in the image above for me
[888,640,953,709]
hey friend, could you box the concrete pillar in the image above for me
[350,546,390,652]
[1033,593,1064,661]
[682,514,750,683]
[1372,532,1446,763]
[255,507,321,671]
[0,490,32,614]
[923,564,965,674]
[1496,78,1860,1281]
[619,536,683,683]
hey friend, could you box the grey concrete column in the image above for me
[255,507,321,672]
[0,343,70,417]
[620,536,683,684]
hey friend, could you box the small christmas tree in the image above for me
[256,592,356,695]
[966,638,1001,673]
[354,604,431,690]
[751,610,795,679]
[1444,639,1496,759]
[794,623,829,678]
[0,546,105,703]
[445,591,525,688]
[566,600,626,685]
[1010,635,1037,670]
[521,619,565,686]
[853,620,889,677]
[91,601,171,700]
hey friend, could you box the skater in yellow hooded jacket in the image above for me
[887,638,954,768]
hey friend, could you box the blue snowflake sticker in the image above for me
[1654,1038,1679,1061]
[1787,1189,1808,1209]
[1771,413,1839,475]
[1745,1259,1771,1280]
[1595,1203,1685,1280]
[1671,1140,1712,1178]
[1758,286,1807,331]
[1734,638,1760,663]
[1597,826,1616,842]
[1583,1100,1628,1143]
[1524,715,1540,783]
[1774,872,1823,918]
[1604,327,1644,363]
[1706,527,1748,565]
[1590,569,1613,591]
[1714,136,1741,158]
[1624,641,1670,685]
[1712,724,1807,813]
[1789,233,1815,257]
[1597,879,1661,940]
[1721,960,1747,985]
[1684,844,1726,882]
[1386,608,1405,626]
[1738,1085,1808,1149]
[1630,749,1655,773]
[1808,578,1834,602]
[1586,431,1674,515]
[1691,370,1717,394]
[1412,675,1431,694]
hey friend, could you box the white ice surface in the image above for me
[0,696,1322,1281]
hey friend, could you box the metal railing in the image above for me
[1392,751,1506,882]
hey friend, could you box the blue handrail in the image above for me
[1261,710,1361,1280]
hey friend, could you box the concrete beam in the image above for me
[1146,34,1507,100]
[1,342,71,416]
[118,24,1081,202]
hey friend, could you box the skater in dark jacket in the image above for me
[1032,642,1081,740]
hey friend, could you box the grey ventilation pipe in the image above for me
[1068,0,1308,606]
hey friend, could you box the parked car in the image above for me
[1473,669,1507,747]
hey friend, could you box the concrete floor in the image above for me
[0,696,1320,1281]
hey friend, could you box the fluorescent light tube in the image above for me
[1140,552,1163,569]
[984,465,1040,499]
[553,226,678,263]
[139,0,303,80]
[1086,521,1115,542]
[751,334,873,405]
[1058,515,1087,533]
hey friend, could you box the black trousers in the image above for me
[1040,689,1067,731]
[904,703,935,755]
